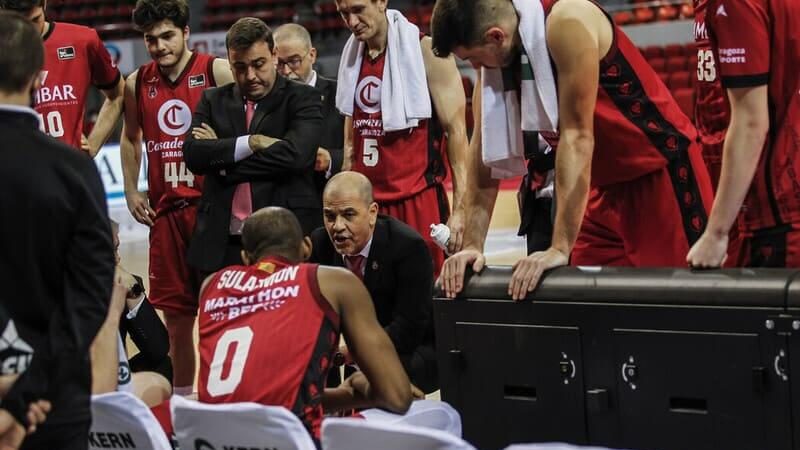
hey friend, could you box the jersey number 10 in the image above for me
[37,111,64,138]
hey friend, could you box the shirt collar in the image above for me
[307,70,318,88]
[0,104,39,118]
[342,236,373,262]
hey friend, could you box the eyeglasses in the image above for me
[276,51,309,70]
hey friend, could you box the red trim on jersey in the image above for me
[308,264,340,332]
[42,21,56,41]
[206,56,217,87]
[159,51,199,89]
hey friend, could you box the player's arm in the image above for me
[687,86,769,267]
[505,1,602,301]
[342,115,354,171]
[439,70,500,298]
[84,29,124,157]
[212,58,234,86]
[422,36,469,253]
[318,267,412,413]
[87,76,125,157]
[120,71,156,226]
[90,271,128,394]
[687,0,770,268]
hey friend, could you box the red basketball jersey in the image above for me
[538,0,709,243]
[198,257,340,440]
[136,52,214,214]
[707,0,800,230]
[693,0,731,172]
[34,22,120,149]
[541,0,701,187]
[351,48,446,202]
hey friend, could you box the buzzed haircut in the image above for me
[242,207,304,262]
[0,0,43,14]
[226,17,274,52]
[132,0,190,32]
[0,11,43,93]
[430,0,513,57]
[274,23,312,50]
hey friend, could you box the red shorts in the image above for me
[379,185,449,276]
[149,205,199,315]
[572,163,713,267]
[727,226,800,268]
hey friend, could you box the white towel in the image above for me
[481,0,559,179]
[335,9,432,132]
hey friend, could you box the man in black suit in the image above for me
[274,23,344,194]
[0,11,113,449]
[310,172,438,393]
[185,17,324,274]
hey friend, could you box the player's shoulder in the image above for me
[548,0,606,25]
[50,21,102,44]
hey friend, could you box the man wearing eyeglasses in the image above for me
[275,23,344,196]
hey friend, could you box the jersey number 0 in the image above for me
[206,326,253,397]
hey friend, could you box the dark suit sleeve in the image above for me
[328,146,344,176]
[183,90,240,175]
[123,294,170,364]
[385,235,434,355]
[224,88,323,184]
[1,157,114,425]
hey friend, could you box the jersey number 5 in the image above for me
[164,161,195,188]
[206,326,254,397]
[697,49,717,83]
[362,138,379,167]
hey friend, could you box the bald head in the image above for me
[242,207,305,262]
[322,172,378,256]
[324,171,373,206]
[274,23,312,49]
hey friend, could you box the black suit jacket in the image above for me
[184,76,324,272]
[309,215,433,355]
[0,109,114,426]
[312,74,344,193]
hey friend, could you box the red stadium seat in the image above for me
[663,44,684,58]
[673,88,695,120]
[613,11,634,26]
[634,7,655,23]
[658,72,670,86]
[648,57,666,72]
[680,2,694,18]
[668,71,691,90]
[642,45,663,61]
[657,5,679,21]
[666,56,687,72]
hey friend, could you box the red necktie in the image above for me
[230,100,255,234]
[345,255,366,280]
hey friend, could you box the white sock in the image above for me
[173,385,193,396]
